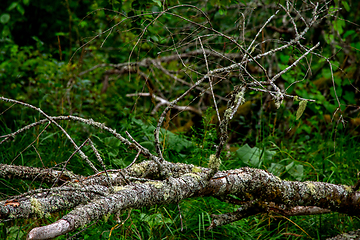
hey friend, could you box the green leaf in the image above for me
[330,84,342,98]
[288,164,304,181]
[1,25,11,37]
[7,2,18,11]
[103,136,121,148]
[140,213,172,228]
[55,32,67,36]
[236,144,276,167]
[110,0,122,11]
[32,36,44,46]
[152,0,162,7]
[282,72,292,82]
[323,33,334,44]
[268,163,284,176]
[161,129,194,152]
[0,13,10,24]
[343,91,356,104]
[285,161,295,171]
[334,76,341,85]
[343,30,355,39]
[278,63,288,71]
[139,141,155,152]
[341,1,350,11]
[112,158,125,167]
[6,226,26,239]
[79,21,88,28]
[296,100,307,120]
[108,148,119,157]
[263,149,277,161]
[333,19,345,35]
[151,35,159,42]
[16,4,25,15]
[323,101,337,113]
[279,54,289,64]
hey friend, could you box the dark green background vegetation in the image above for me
[1,0,360,239]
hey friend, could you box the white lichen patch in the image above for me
[275,100,281,109]
[192,166,202,173]
[147,181,164,189]
[224,108,233,119]
[104,173,115,179]
[129,162,149,176]
[208,154,221,170]
[306,182,316,195]
[344,185,353,193]
[163,189,171,201]
[274,92,283,109]
[183,173,202,180]
[113,186,128,192]
[235,90,245,105]
[30,197,44,218]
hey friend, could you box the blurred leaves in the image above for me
[236,144,276,168]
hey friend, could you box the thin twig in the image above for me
[198,36,220,122]
[11,122,51,165]
[88,139,112,191]
[0,97,98,173]
[125,150,141,169]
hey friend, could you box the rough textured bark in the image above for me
[1,161,359,239]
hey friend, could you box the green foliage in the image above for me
[1,0,360,239]
[190,108,219,166]
[236,144,276,168]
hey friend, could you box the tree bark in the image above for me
[1,161,358,239]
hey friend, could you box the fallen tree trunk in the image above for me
[1,161,358,239]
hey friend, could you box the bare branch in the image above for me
[0,97,98,173]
